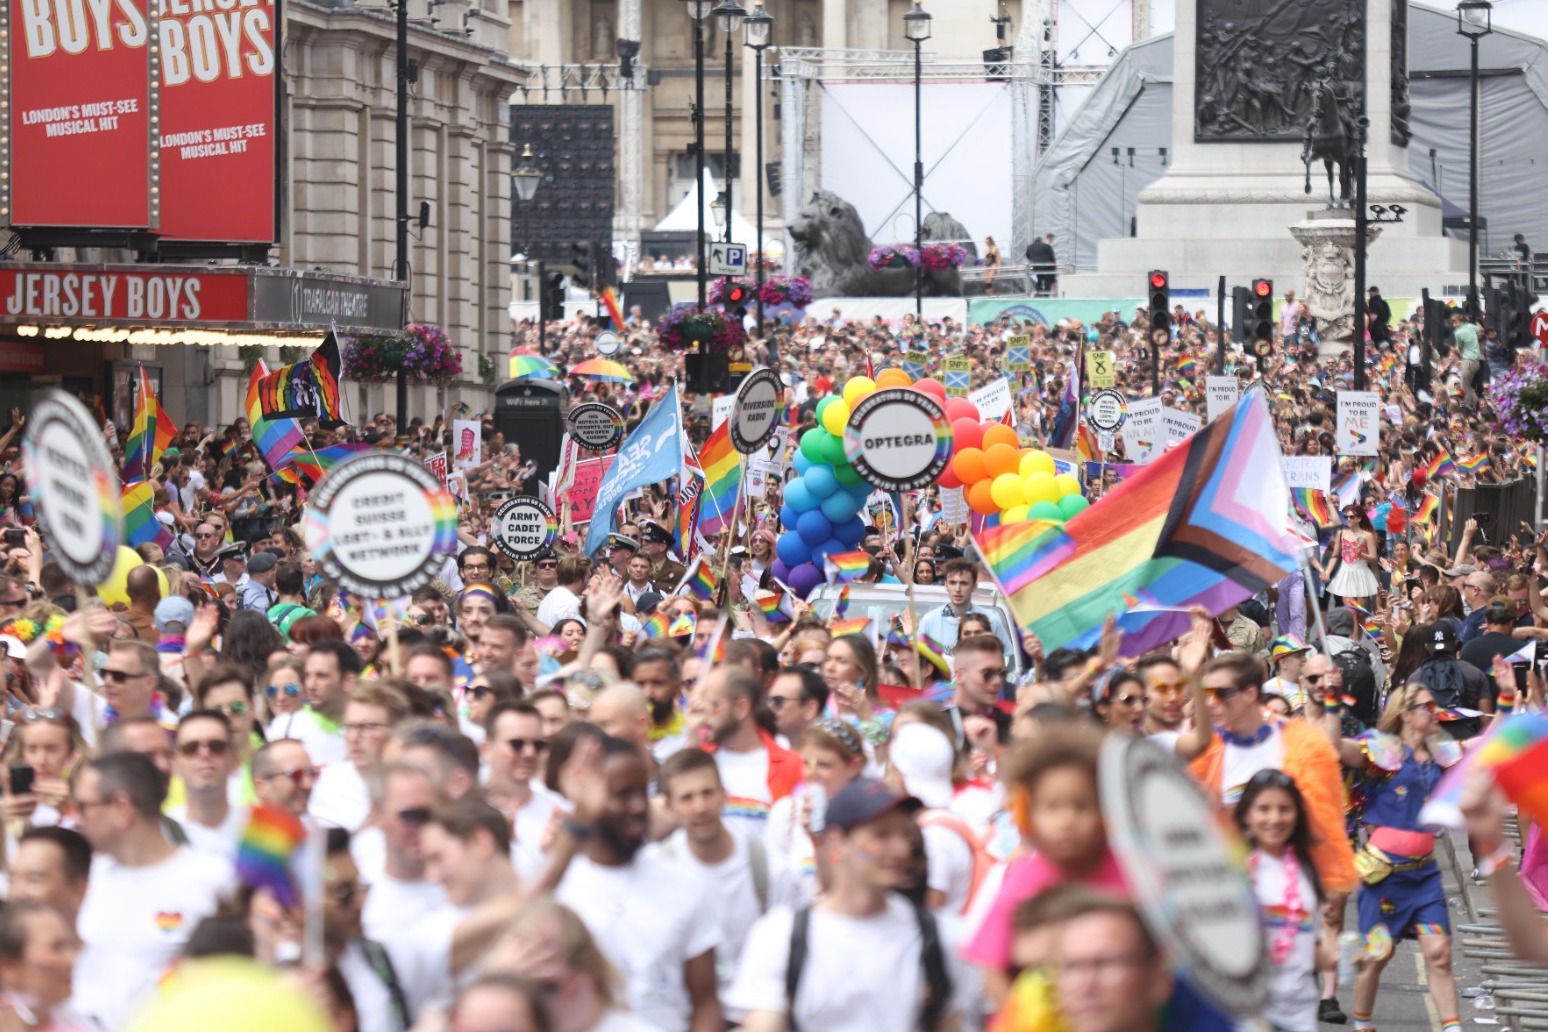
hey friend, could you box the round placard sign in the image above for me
[492,496,558,561]
[730,368,783,454]
[1099,734,1270,1016]
[594,330,622,357]
[302,453,458,598]
[21,391,122,585]
[568,403,625,451]
[842,388,953,491]
[1084,388,1129,433]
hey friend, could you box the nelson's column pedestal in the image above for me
[1066,0,1468,304]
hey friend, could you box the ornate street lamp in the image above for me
[1457,0,1492,320]
[904,2,932,317]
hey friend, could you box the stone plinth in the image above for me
[1289,209,1380,355]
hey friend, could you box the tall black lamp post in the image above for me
[904,1,932,319]
[713,0,746,258]
[745,0,774,336]
[394,0,412,435]
[1457,0,1492,320]
[684,0,713,308]
[511,144,544,354]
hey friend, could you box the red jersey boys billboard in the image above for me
[155,0,279,243]
[5,0,157,228]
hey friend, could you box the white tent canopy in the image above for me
[654,168,759,248]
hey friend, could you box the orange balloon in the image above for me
[983,442,1021,479]
[875,368,912,389]
[981,424,1019,451]
[952,447,988,484]
[967,478,999,515]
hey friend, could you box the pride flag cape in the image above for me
[975,390,1300,656]
[696,421,742,539]
[122,365,176,483]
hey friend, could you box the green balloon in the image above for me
[1028,501,1064,522]
[815,396,837,422]
[815,430,847,466]
[833,462,863,486]
[799,429,828,463]
[1058,494,1091,519]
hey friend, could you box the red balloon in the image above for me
[967,479,999,515]
[937,465,963,490]
[951,417,984,452]
[944,398,981,423]
[913,378,948,403]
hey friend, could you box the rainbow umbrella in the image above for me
[508,350,559,380]
[567,358,634,384]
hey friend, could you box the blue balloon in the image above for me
[784,478,818,513]
[779,503,801,529]
[835,515,867,544]
[797,510,833,546]
[791,451,814,476]
[776,531,813,567]
[811,537,848,567]
[821,490,862,523]
[805,465,840,499]
[849,482,874,505]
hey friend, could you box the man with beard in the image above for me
[700,667,803,838]
[556,736,723,1031]
[1136,652,1190,750]
[632,646,690,762]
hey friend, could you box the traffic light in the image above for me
[724,282,750,307]
[1147,270,1170,349]
[1249,278,1274,357]
[1231,286,1252,344]
[571,243,594,290]
[540,270,566,322]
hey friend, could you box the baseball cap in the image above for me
[1430,623,1458,656]
[1268,634,1310,664]
[247,552,278,574]
[825,777,922,832]
[887,723,954,809]
[154,596,196,633]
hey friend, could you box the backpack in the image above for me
[918,810,992,915]
[785,898,952,1032]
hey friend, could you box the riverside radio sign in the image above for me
[2,0,280,243]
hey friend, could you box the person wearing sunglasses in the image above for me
[261,654,307,725]
[165,709,241,858]
[321,827,411,1032]
[1322,681,1466,1032]
[480,701,559,883]
[252,739,318,818]
[193,664,260,806]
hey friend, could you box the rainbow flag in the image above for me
[236,805,306,908]
[1177,354,1197,377]
[829,616,872,637]
[698,614,729,664]
[253,329,345,427]
[885,616,910,649]
[675,447,706,564]
[121,480,173,550]
[1049,343,1083,449]
[600,287,626,332]
[668,612,696,638]
[697,422,742,539]
[824,550,871,583]
[121,366,176,482]
[976,389,1301,656]
[275,442,373,486]
[1517,443,1539,469]
[639,612,670,639]
[245,360,309,474]
[917,634,950,678]
[756,591,793,623]
[1477,713,1548,828]
[1457,453,1490,475]
[833,582,851,618]
[1414,492,1439,524]
[1426,450,1457,480]
[1291,488,1338,528]
[680,558,719,601]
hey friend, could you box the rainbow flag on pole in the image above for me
[1291,488,1338,528]
[1456,453,1490,475]
[121,366,176,482]
[824,550,871,583]
[1414,492,1439,524]
[275,442,373,486]
[1425,450,1458,480]
[975,389,1301,656]
[236,805,307,908]
[600,287,626,332]
[245,360,309,473]
[121,480,174,550]
[696,421,742,539]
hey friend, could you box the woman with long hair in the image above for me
[220,610,285,688]
[765,718,868,903]
[1319,504,1381,608]
[820,634,892,747]
[1329,681,1465,1030]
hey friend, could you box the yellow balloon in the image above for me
[127,958,332,1032]
[1001,504,1031,524]
[842,376,877,408]
[96,546,144,607]
[1023,471,1061,507]
[1053,473,1081,498]
[990,472,1027,511]
[1019,449,1056,478]
[820,398,852,436]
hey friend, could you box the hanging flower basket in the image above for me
[656,305,748,355]
[343,323,463,385]
[920,243,969,270]
[1490,361,1548,444]
[759,275,814,309]
[868,245,921,271]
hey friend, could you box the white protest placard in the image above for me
[969,377,1013,424]
[1336,390,1381,456]
[1161,407,1202,446]
[22,392,123,585]
[939,487,968,526]
[747,426,792,496]
[452,419,482,468]
[1122,397,1163,465]
[1283,456,1332,492]
[1205,375,1239,423]
[711,394,736,430]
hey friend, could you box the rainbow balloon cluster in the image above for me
[943,403,1088,524]
[773,369,921,599]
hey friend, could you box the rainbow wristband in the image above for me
[1322,694,1342,714]
[1498,694,1517,715]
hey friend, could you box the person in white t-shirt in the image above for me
[702,667,804,839]
[535,558,585,629]
[310,684,410,831]
[1262,635,1311,714]
[553,735,723,1031]
[886,721,976,915]
[727,777,970,1032]
[71,752,234,1030]
[270,639,360,769]
[164,709,246,858]
[360,763,452,941]
[480,701,562,883]
[657,747,792,1018]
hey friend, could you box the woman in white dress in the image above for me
[1320,504,1381,609]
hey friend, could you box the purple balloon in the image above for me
[770,559,792,584]
[787,562,825,599]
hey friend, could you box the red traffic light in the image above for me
[1149,271,1169,290]
[726,285,749,304]
[1252,278,1272,298]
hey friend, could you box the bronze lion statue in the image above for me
[788,190,964,298]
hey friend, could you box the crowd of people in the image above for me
[0,281,1543,1032]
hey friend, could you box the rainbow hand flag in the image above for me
[1457,453,1490,475]
[275,442,373,486]
[697,422,742,539]
[698,614,729,664]
[1426,450,1458,480]
[832,582,851,618]
[121,366,176,482]
[824,550,872,584]
[639,612,670,639]
[121,480,174,550]
[1291,488,1338,528]
[1517,443,1539,469]
[756,590,793,623]
[236,805,307,908]
[679,558,720,601]
[1473,713,1548,829]
[668,612,697,638]
[885,616,910,649]
[1176,354,1198,377]
[1414,492,1439,524]
[829,616,872,638]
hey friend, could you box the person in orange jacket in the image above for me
[700,665,804,838]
